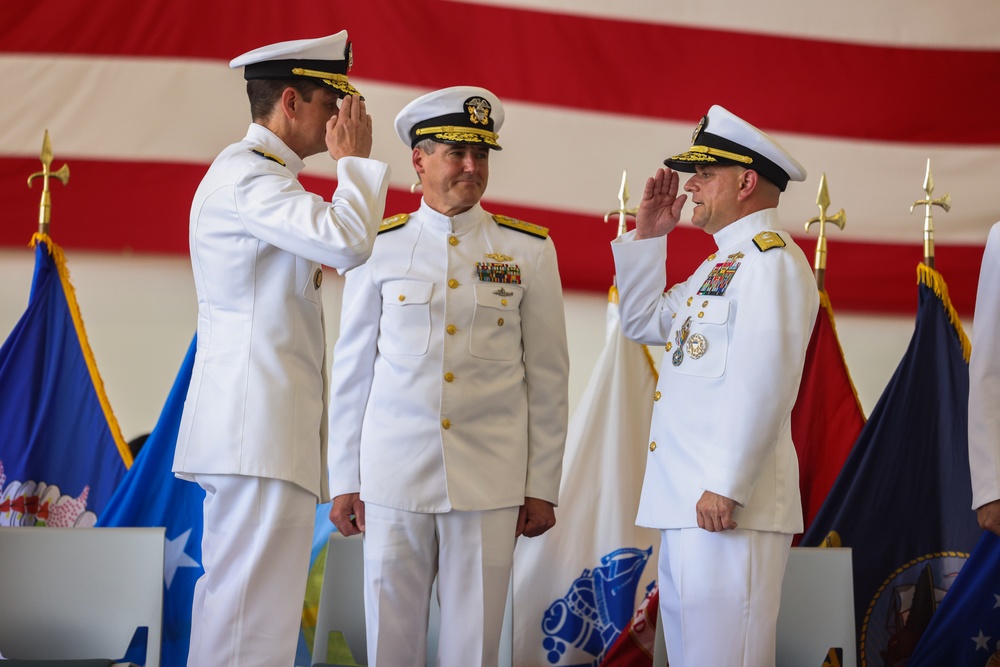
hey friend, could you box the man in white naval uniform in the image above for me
[611,105,818,667]
[173,32,390,667]
[327,86,569,666]
[970,222,1000,535]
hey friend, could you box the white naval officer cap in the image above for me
[229,30,360,98]
[394,86,505,151]
[664,105,806,191]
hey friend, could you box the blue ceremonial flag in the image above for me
[97,336,204,667]
[908,531,1000,665]
[0,233,130,526]
[801,265,981,666]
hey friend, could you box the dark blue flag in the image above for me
[801,265,981,666]
[908,531,1000,665]
[0,234,129,526]
[97,336,204,667]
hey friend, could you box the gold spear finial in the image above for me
[803,173,846,291]
[909,158,951,269]
[604,170,639,238]
[26,130,70,235]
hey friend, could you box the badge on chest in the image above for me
[698,252,744,296]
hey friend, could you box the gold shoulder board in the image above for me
[378,213,410,234]
[250,149,286,167]
[753,231,786,252]
[492,214,549,239]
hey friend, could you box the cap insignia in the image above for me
[753,231,786,252]
[466,97,491,126]
[691,115,708,143]
[346,41,353,72]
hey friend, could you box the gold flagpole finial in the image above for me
[909,158,951,269]
[603,170,639,238]
[803,173,846,291]
[26,130,70,236]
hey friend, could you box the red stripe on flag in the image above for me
[2,0,997,143]
[0,157,982,315]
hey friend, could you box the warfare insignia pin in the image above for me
[493,287,514,297]
[484,253,513,262]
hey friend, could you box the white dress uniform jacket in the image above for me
[970,221,1000,509]
[612,209,818,532]
[328,201,569,512]
[174,123,390,500]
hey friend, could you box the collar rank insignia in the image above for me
[484,253,513,262]
[477,262,521,284]
[493,214,549,239]
[378,213,409,234]
[697,252,743,296]
[493,287,514,297]
[753,231,786,252]
[251,149,286,167]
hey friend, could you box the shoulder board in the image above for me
[378,213,410,234]
[492,214,549,239]
[250,149,286,167]
[753,231,786,252]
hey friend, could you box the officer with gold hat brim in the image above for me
[328,85,569,666]
[610,106,818,666]
[230,30,362,98]
[227,30,372,161]
[174,30,390,667]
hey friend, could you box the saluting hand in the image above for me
[326,94,374,160]
[696,490,738,532]
[330,492,365,536]
[634,167,687,240]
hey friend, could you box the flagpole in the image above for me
[604,169,639,239]
[26,130,70,235]
[910,158,951,269]
[804,173,846,292]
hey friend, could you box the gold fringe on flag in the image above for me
[29,232,133,467]
[609,285,659,382]
[817,289,867,418]
[917,263,971,363]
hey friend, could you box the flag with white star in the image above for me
[909,531,1000,666]
[801,265,982,666]
[97,336,204,667]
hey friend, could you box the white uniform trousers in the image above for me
[363,503,518,667]
[657,528,792,667]
[187,474,315,667]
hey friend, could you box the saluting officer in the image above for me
[327,86,570,667]
[173,31,390,667]
[611,105,818,667]
[970,221,1000,535]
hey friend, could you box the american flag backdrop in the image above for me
[1,0,998,315]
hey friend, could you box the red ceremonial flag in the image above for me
[790,291,866,545]
[599,584,660,667]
